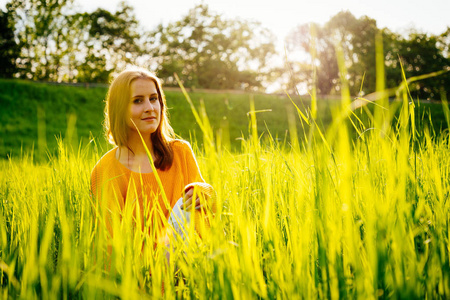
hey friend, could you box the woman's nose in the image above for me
[144,99,155,111]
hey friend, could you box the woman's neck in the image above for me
[117,131,156,173]
[126,130,154,156]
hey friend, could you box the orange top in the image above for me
[90,140,214,238]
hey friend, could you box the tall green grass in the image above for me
[1,56,450,298]
[1,92,449,299]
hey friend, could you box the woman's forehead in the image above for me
[130,78,157,95]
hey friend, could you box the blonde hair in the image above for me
[105,67,175,170]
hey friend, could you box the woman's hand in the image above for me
[180,183,216,238]
[181,182,216,213]
[181,186,205,211]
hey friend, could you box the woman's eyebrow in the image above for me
[132,93,158,98]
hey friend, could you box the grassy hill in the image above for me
[0,79,447,159]
[0,80,105,158]
[0,79,313,158]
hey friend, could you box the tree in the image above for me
[438,27,449,58]
[285,11,449,100]
[6,0,75,80]
[396,32,450,99]
[5,0,144,83]
[286,11,379,96]
[0,9,19,78]
[73,2,143,83]
[342,15,378,94]
[149,4,276,90]
[380,29,450,100]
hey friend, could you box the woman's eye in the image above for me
[150,96,158,102]
[133,98,143,104]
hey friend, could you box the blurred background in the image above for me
[0,0,449,158]
[1,0,448,95]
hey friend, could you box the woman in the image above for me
[90,67,215,245]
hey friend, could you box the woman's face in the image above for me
[126,78,161,135]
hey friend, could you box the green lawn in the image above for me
[0,79,448,160]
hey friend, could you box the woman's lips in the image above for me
[141,117,156,121]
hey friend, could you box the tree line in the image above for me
[285,11,450,100]
[0,0,449,99]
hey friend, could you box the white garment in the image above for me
[168,197,191,240]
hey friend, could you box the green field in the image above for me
[1,79,450,298]
[0,79,321,159]
[0,79,448,159]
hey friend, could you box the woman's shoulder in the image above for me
[170,139,193,153]
[91,147,118,173]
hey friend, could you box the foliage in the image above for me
[0,9,20,78]
[285,11,449,99]
[73,2,143,83]
[286,11,379,95]
[4,0,143,83]
[2,1,276,90]
[6,0,75,81]
[149,4,276,91]
[395,32,450,99]
[2,2,449,97]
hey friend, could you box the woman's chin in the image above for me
[129,127,158,135]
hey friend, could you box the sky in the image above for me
[70,0,450,49]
